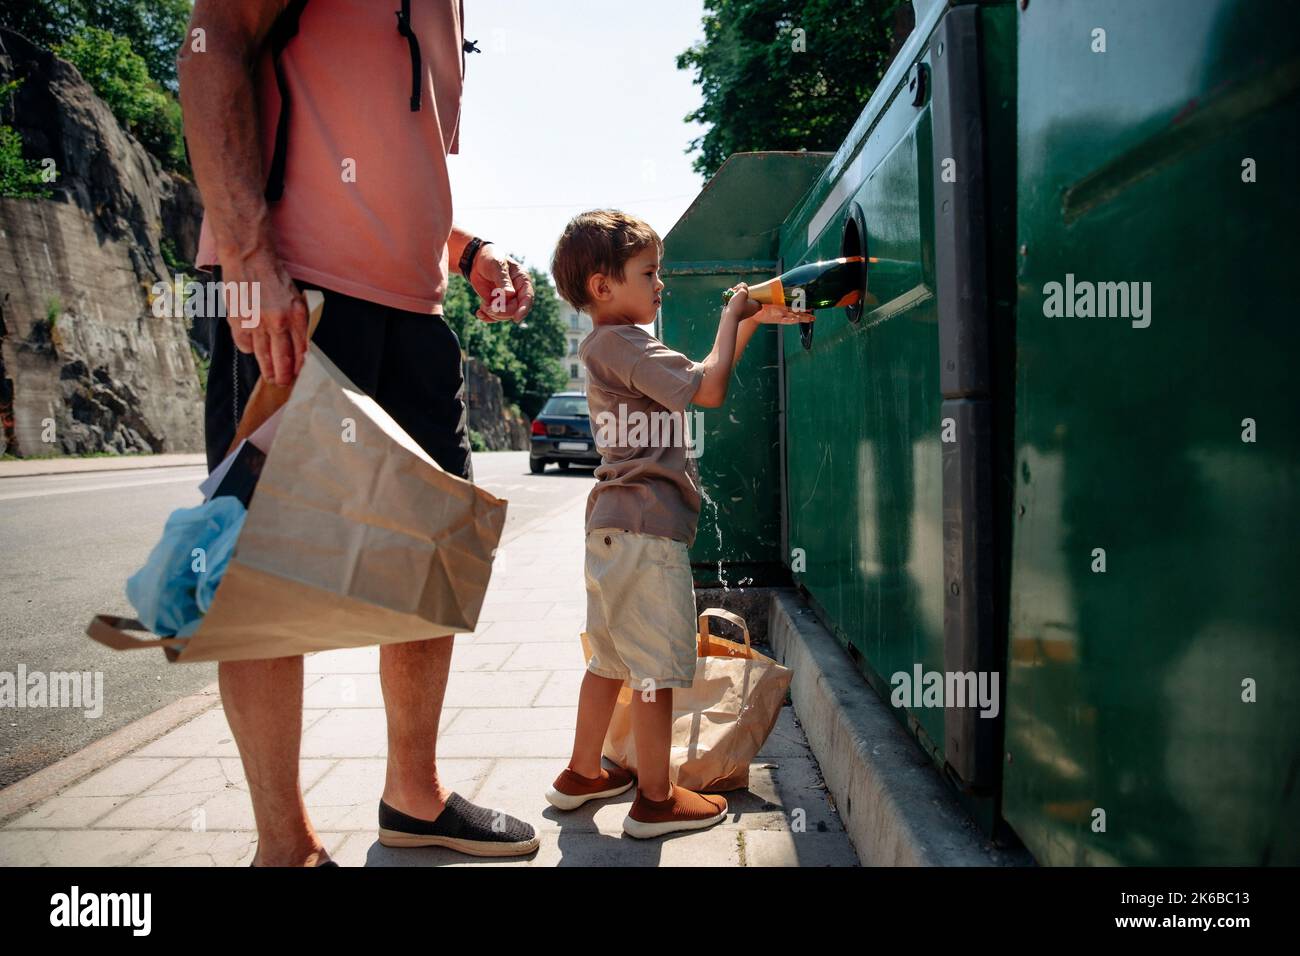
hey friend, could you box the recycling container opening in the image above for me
[840,202,868,324]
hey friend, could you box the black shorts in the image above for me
[203,276,473,481]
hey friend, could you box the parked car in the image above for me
[529,392,601,474]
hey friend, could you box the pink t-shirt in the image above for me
[194,0,465,314]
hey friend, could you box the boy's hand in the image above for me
[723,284,807,325]
[751,303,806,325]
[722,284,754,324]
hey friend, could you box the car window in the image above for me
[541,396,589,417]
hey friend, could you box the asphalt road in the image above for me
[0,451,593,789]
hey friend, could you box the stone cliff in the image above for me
[0,27,527,460]
[0,28,203,457]
[465,356,530,451]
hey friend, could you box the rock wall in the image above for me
[0,28,203,457]
[465,356,529,450]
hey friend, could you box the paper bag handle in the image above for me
[87,614,188,655]
[225,289,325,456]
[698,607,751,654]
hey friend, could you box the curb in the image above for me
[766,590,1031,866]
[0,455,208,479]
[0,681,222,827]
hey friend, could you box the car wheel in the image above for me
[529,458,547,474]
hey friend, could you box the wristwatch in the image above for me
[459,237,492,279]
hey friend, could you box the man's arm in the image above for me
[178,0,307,385]
[447,225,535,324]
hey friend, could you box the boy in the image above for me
[544,210,801,838]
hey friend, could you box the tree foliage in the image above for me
[677,0,911,179]
[1,0,191,89]
[54,26,188,172]
[0,124,50,198]
[443,269,569,421]
[0,80,51,199]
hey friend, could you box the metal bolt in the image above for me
[1019,0,1029,10]
[1017,504,1026,517]
[1019,243,1028,257]
[949,581,960,596]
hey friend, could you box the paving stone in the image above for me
[0,828,165,866]
[441,671,549,708]
[532,669,589,706]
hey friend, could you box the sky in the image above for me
[448,0,710,280]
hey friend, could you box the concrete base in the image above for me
[765,589,1033,866]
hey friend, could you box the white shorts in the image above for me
[583,528,698,691]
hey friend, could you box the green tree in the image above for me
[0,80,51,199]
[1,0,191,90]
[509,269,568,418]
[677,0,911,179]
[442,270,568,420]
[55,26,188,172]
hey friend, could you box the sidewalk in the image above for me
[0,454,208,478]
[0,494,857,867]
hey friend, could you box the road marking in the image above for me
[0,474,203,502]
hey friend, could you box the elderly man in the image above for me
[178,0,537,866]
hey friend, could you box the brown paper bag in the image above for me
[580,608,793,791]
[87,319,507,662]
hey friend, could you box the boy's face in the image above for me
[594,245,663,324]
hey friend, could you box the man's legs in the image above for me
[219,657,329,866]
[204,283,325,865]
[371,308,475,823]
[378,636,455,818]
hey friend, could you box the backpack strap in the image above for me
[395,0,422,111]
[264,0,310,202]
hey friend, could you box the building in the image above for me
[558,300,592,392]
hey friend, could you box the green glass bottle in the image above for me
[721,256,866,310]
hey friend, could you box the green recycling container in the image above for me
[659,0,1300,864]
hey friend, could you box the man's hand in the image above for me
[225,252,309,386]
[470,244,534,323]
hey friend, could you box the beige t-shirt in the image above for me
[579,324,705,546]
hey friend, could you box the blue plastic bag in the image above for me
[126,496,247,637]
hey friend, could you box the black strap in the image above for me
[395,0,422,111]
[264,0,309,202]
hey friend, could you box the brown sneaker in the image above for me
[622,784,728,839]
[545,764,635,811]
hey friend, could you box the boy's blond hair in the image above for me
[551,209,663,313]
